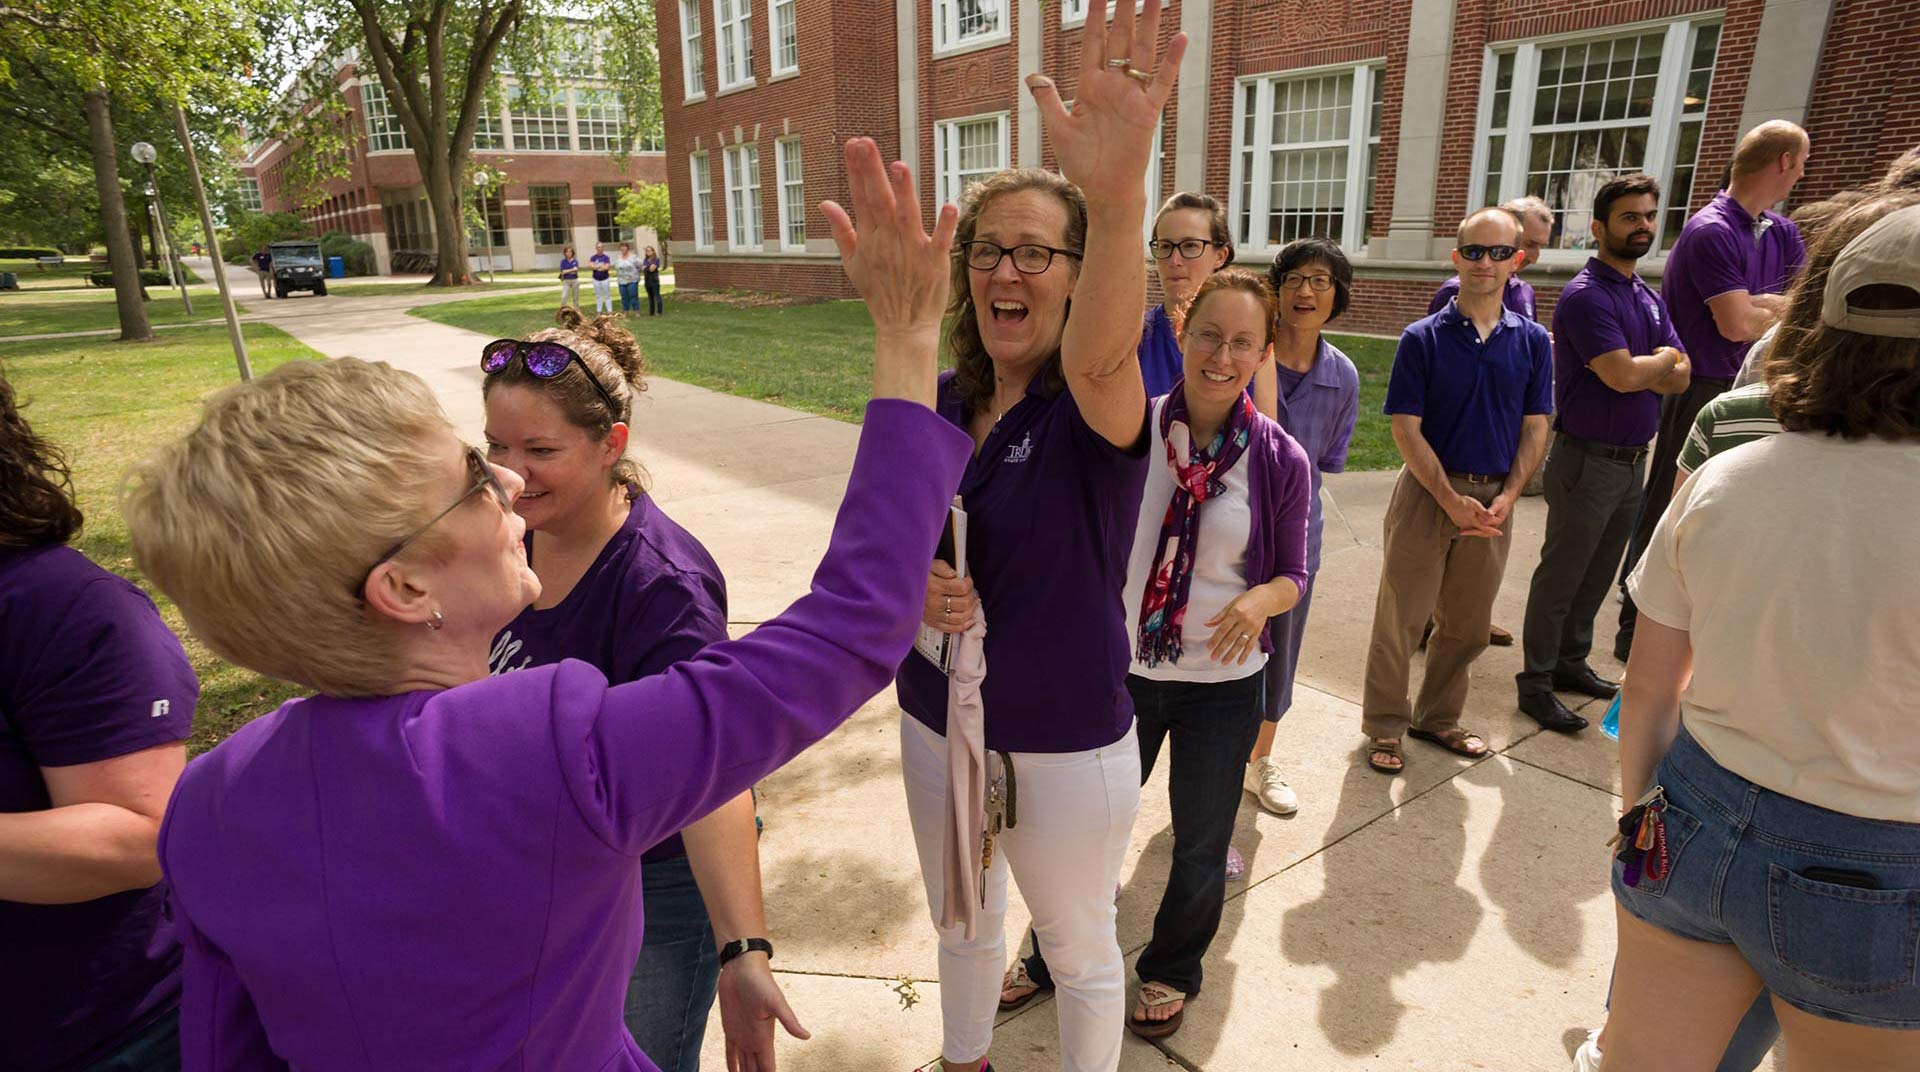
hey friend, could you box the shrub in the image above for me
[320,232,376,276]
[0,246,62,260]
[225,211,310,264]
[89,269,173,288]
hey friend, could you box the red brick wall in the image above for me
[1796,0,1920,205]
[1340,271,1572,336]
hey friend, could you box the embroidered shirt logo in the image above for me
[150,699,170,719]
[1004,433,1033,464]
[489,630,533,676]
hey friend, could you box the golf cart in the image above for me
[268,240,328,299]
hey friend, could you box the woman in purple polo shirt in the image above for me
[480,309,785,1072]
[559,245,581,309]
[1139,192,1233,399]
[120,136,971,1071]
[902,4,1179,1069]
[1,369,198,1071]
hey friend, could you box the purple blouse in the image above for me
[1270,338,1360,574]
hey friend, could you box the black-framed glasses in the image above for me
[355,445,509,600]
[1149,238,1219,261]
[1456,244,1519,262]
[1276,271,1335,293]
[480,338,621,417]
[957,241,1081,275]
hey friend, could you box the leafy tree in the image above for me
[616,182,669,245]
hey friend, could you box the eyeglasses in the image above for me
[1185,328,1264,362]
[958,241,1082,275]
[1456,245,1519,262]
[1149,238,1219,261]
[1276,271,1335,293]
[355,445,510,601]
[481,339,621,417]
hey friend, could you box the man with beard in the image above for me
[1515,174,1690,731]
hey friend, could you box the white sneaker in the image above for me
[1572,1027,1603,1072]
[1244,758,1299,815]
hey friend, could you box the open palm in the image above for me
[821,138,958,337]
[1027,0,1188,204]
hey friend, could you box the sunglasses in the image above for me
[480,339,620,416]
[1456,245,1520,262]
[356,445,510,601]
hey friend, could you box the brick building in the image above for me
[240,48,669,276]
[656,0,1919,331]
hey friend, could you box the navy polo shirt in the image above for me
[1553,258,1685,447]
[1383,302,1553,475]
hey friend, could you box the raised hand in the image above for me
[1025,0,1188,205]
[821,138,959,340]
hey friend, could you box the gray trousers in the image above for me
[1517,437,1642,697]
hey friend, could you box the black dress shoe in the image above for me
[1553,668,1619,700]
[1519,692,1590,733]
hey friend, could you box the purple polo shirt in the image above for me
[1660,191,1805,381]
[1429,275,1537,321]
[2,545,197,1072]
[1552,258,1685,447]
[1138,304,1183,399]
[491,492,729,863]
[897,369,1149,753]
[1272,337,1360,574]
[1384,303,1554,475]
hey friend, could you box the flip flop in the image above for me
[1128,981,1188,1039]
[998,962,1049,1012]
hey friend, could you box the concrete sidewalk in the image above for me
[223,282,1771,1071]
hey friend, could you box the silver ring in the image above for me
[1241,631,1252,640]
[1105,58,1132,69]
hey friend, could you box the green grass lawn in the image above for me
[415,288,1403,465]
[0,290,240,337]
[1,258,202,292]
[2,325,320,753]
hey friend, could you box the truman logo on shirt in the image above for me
[1004,433,1033,465]
[489,630,533,676]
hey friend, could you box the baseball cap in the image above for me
[1822,202,1920,338]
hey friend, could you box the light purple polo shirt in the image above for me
[1429,275,1537,321]
[1660,191,1805,381]
[897,369,1149,753]
[1552,258,1685,447]
[1271,337,1360,574]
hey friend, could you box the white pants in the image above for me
[901,713,1141,1071]
[592,277,613,312]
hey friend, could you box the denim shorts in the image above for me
[1613,724,1920,1029]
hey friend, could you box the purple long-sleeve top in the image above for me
[156,399,970,1071]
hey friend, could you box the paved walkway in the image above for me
[209,268,1777,1072]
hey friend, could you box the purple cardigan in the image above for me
[1243,411,1314,653]
[157,400,969,1071]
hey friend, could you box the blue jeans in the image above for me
[619,280,640,312]
[82,1007,180,1072]
[625,854,721,1072]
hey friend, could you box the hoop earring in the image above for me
[427,610,445,631]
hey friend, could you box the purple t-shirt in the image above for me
[1429,275,1537,321]
[1552,258,1686,447]
[1384,304,1555,476]
[1271,338,1361,574]
[1660,191,1805,382]
[1138,304,1184,399]
[1,545,197,1072]
[897,369,1149,753]
[590,254,612,281]
[491,494,728,863]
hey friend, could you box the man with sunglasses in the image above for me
[1427,196,1553,322]
[1359,208,1553,774]
[1516,174,1690,734]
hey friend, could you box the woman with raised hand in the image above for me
[123,137,967,1072]
[1140,193,1233,399]
[899,2,1185,1069]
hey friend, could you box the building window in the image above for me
[933,0,1006,54]
[509,87,571,152]
[468,192,507,251]
[472,102,504,150]
[529,184,572,246]
[1363,72,1384,243]
[770,0,798,75]
[594,184,626,243]
[638,121,666,153]
[575,89,625,153]
[383,192,433,250]
[715,0,754,90]
[692,152,715,249]
[1059,0,1115,26]
[361,81,410,152]
[680,0,707,98]
[1229,65,1382,251]
[934,113,1007,207]
[238,177,263,212]
[776,138,805,249]
[1474,19,1722,253]
[724,143,763,249]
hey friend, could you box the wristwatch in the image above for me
[718,937,774,967]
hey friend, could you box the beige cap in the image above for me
[1823,203,1920,338]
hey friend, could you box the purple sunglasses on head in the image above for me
[480,338,620,416]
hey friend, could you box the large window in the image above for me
[776,138,805,250]
[472,102,504,150]
[509,87,571,152]
[594,184,625,243]
[468,192,507,251]
[1229,65,1382,251]
[725,143,763,249]
[680,0,706,99]
[692,152,715,249]
[934,113,1007,207]
[575,89,625,153]
[361,81,409,152]
[770,0,798,75]
[933,0,1006,54]
[715,0,754,90]
[382,192,433,251]
[1473,19,1721,253]
[529,183,572,246]
[237,177,263,212]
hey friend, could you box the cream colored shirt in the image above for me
[1628,431,1920,822]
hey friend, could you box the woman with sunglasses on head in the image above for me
[1140,193,1233,398]
[902,3,1181,1069]
[479,308,780,1072]
[121,137,971,1071]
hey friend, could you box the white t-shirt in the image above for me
[1730,323,1778,390]
[1628,431,1920,821]
[1122,397,1266,683]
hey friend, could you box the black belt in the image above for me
[1445,470,1507,485]
[1556,432,1648,464]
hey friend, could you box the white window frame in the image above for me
[507,86,572,152]
[680,0,706,100]
[1467,16,1722,262]
[1059,0,1114,28]
[692,152,715,249]
[360,80,410,153]
[714,0,755,92]
[934,112,1009,208]
[237,177,264,212]
[770,0,798,76]
[775,137,806,250]
[471,101,504,151]
[1226,62,1380,259]
[1143,118,1163,244]
[573,89,625,153]
[724,142,763,250]
[932,0,1008,57]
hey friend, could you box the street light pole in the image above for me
[475,171,498,283]
[131,141,192,315]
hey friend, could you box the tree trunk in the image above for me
[84,90,152,342]
[426,164,471,287]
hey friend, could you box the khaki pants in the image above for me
[1362,468,1514,739]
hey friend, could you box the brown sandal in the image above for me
[1127,981,1187,1039]
[1367,737,1404,775]
[1408,727,1488,757]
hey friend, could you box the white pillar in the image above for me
[897,0,920,174]
[1738,0,1835,133]
[1173,0,1214,192]
[1017,0,1042,168]
[1376,0,1457,261]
